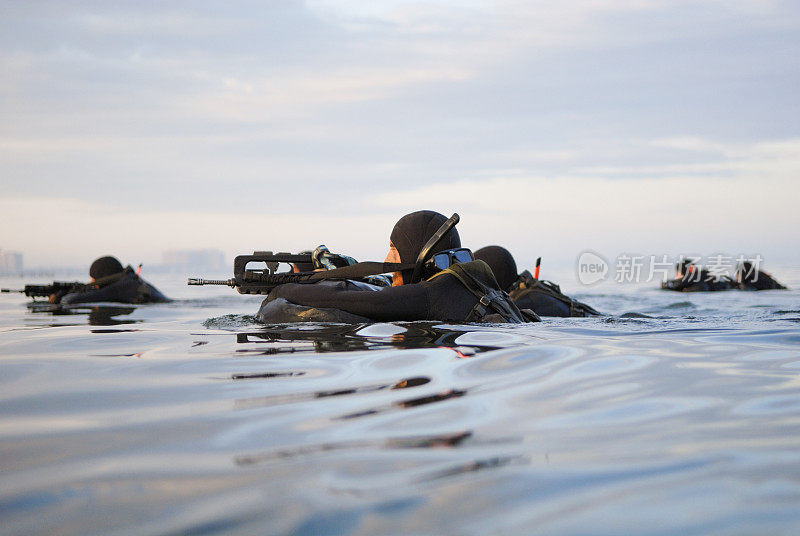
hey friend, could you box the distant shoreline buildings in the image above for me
[0,249,23,274]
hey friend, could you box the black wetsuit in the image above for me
[661,270,735,292]
[510,285,599,317]
[58,271,170,305]
[738,271,787,290]
[258,260,537,324]
[261,273,478,323]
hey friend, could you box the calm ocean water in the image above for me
[1,271,800,535]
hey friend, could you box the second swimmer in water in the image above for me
[473,245,601,317]
[735,262,787,290]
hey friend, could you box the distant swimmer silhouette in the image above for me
[735,261,787,290]
[55,256,170,305]
[659,258,788,292]
[660,259,736,292]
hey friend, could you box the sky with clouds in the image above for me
[1,0,798,271]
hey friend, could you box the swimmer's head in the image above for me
[90,256,124,280]
[388,210,461,285]
[738,261,755,283]
[473,246,518,291]
[676,259,695,278]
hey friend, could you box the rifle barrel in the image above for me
[1,289,24,293]
[188,278,236,287]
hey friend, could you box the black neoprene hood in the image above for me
[473,245,518,291]
[739,262,754,282]
[90,256,124,279]
[676,259,695,275]
[390,210,461,264]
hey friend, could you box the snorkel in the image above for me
[409,213,460,284]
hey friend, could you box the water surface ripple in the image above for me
[1,280,799,535]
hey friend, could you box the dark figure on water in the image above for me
[735,262,787,290]
[661,259,736,292]
[52,256,170,305]
[473,245,601,317]
[257,211,537,324]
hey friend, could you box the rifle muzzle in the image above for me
[188,278,236,287]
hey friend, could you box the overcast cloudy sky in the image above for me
[1,0,798,271]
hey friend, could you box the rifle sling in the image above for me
[86,266,137,290]
[241,262,414,286]
[306,262,415,281]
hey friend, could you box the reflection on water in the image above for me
[235,430,473,466]
[232,322,504,356]
[26,302,139,326]
[1,282,800,535]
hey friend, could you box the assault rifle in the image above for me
[1,281,84,299]
[189,214,462,295]
[187,250,400,295]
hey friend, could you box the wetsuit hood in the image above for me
[473,245,518,291]
[390,210,461,280]
[738,262,755,283]
[676,259,695,278]
[90,256,124,280]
